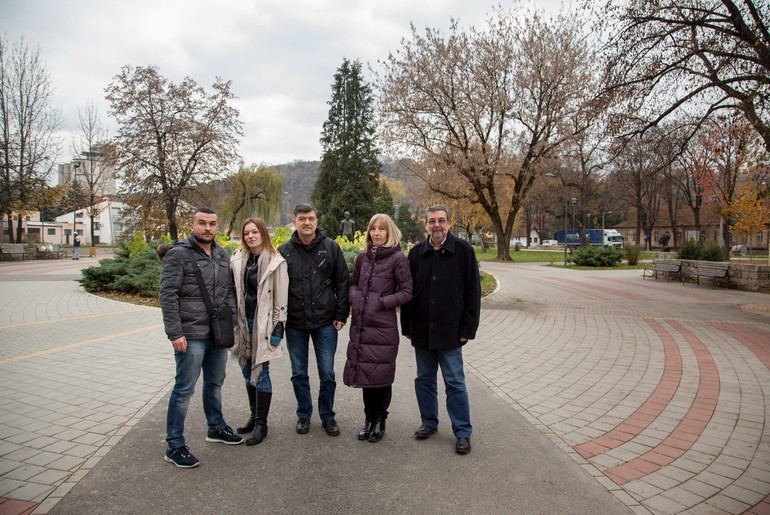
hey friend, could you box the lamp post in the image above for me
[601,210,611,247]
[570,198,577,251]
[544,172,569,265]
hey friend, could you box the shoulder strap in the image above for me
[185,249,216,316]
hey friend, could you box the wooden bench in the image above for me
[643,260,682,282]
[35,244,67,259]
[688,261,730,288]
[0,243,34,261]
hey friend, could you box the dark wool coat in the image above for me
[400,231,481,350]
[343,244,412,388]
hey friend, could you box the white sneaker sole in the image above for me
[205,436,244,445]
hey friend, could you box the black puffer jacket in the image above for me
[159,235,236,341]
[278,228,349,329]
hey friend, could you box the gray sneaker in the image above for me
[164,446,200,468]
[206,425,243,445]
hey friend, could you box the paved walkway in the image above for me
[0,257,768,514]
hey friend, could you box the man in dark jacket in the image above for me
[159,207,242,468]
[278,203,349,436]
[401,205,481,455]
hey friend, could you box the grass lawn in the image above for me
[474,246,656,270]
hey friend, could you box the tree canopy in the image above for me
[105,65,242,241]
[378,8,599,259]
[0,36,61,243]
[597,0,770,152]
[312,58,392,237]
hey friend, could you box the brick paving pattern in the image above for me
[473,262,770,514]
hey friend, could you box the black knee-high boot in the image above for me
[246,391,272,446]
[237,384,257,434]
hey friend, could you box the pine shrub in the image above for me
[624,245,641,265]
[79,245,162,297]
[701,240,729,261]
[676,238,703,260]
[571,246,623,267]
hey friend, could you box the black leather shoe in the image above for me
[358,421,374,441]
[296,418,310,434]
[455,437,471,455]
[368,419,385,443]
[414,425,438,439]
[322,419,340,436]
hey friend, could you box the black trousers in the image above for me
[362,386,392,421]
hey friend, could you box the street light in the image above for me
[570,198,577,250]
[544,172,569,265]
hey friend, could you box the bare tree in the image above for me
[72,100,113,246]
[596,0,770,152]
[611,131,670,249]
[105,65,242,241]
[378,8,600,260]
[0,36,61,242]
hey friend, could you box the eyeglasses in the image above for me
[427,218,448,226]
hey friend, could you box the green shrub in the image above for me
[702,240,729,261]
[571,246,624,266]
[624,244,641,265]
[79,245,162,297]
[677,238,703,260]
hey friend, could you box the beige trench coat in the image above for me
[230,247,289,385]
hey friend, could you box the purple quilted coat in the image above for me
[343,244,412,388]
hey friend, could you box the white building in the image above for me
[54,199,127,245]
[58,150,118,197]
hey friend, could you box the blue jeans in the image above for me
[286,325,338,421]
[242,318,272,392]
[166,338,228,449]
[72,246,80,259]
[414,346,472,438]
[240,360,272,392]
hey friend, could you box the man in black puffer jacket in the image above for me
[159,207,242,468]
[278,203,349,437]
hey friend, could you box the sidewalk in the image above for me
[0,258,768,514]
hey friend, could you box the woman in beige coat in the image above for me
[230,217,288,445]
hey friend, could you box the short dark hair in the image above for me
[293,203,317,217]
[425,205,449,221]
[196,206,216,216]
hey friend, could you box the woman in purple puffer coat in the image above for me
[344,213,412,443]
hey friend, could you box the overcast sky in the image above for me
[2,0,563,168]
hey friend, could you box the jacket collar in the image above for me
[418,231,456,256]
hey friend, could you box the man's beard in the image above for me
[194,233,214,244]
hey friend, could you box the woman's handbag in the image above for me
[186,250,235,348]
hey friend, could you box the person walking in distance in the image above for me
[278,203,349,436]
[400,205,481,455]
[230,217,288,446]
[159,207,243,468]
[344,214,412,442]
[72,233,81,260]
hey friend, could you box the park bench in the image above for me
[35,244,67,259]
[0,243,34,261]
[642,259,682,282]
[688,261,730,288]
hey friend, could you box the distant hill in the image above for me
[274,158,423,224]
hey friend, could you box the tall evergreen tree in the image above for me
[312,58,392,238]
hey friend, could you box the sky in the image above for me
[1,0,563,168]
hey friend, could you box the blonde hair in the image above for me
[366,213,402,248]
[239,217,277,256]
